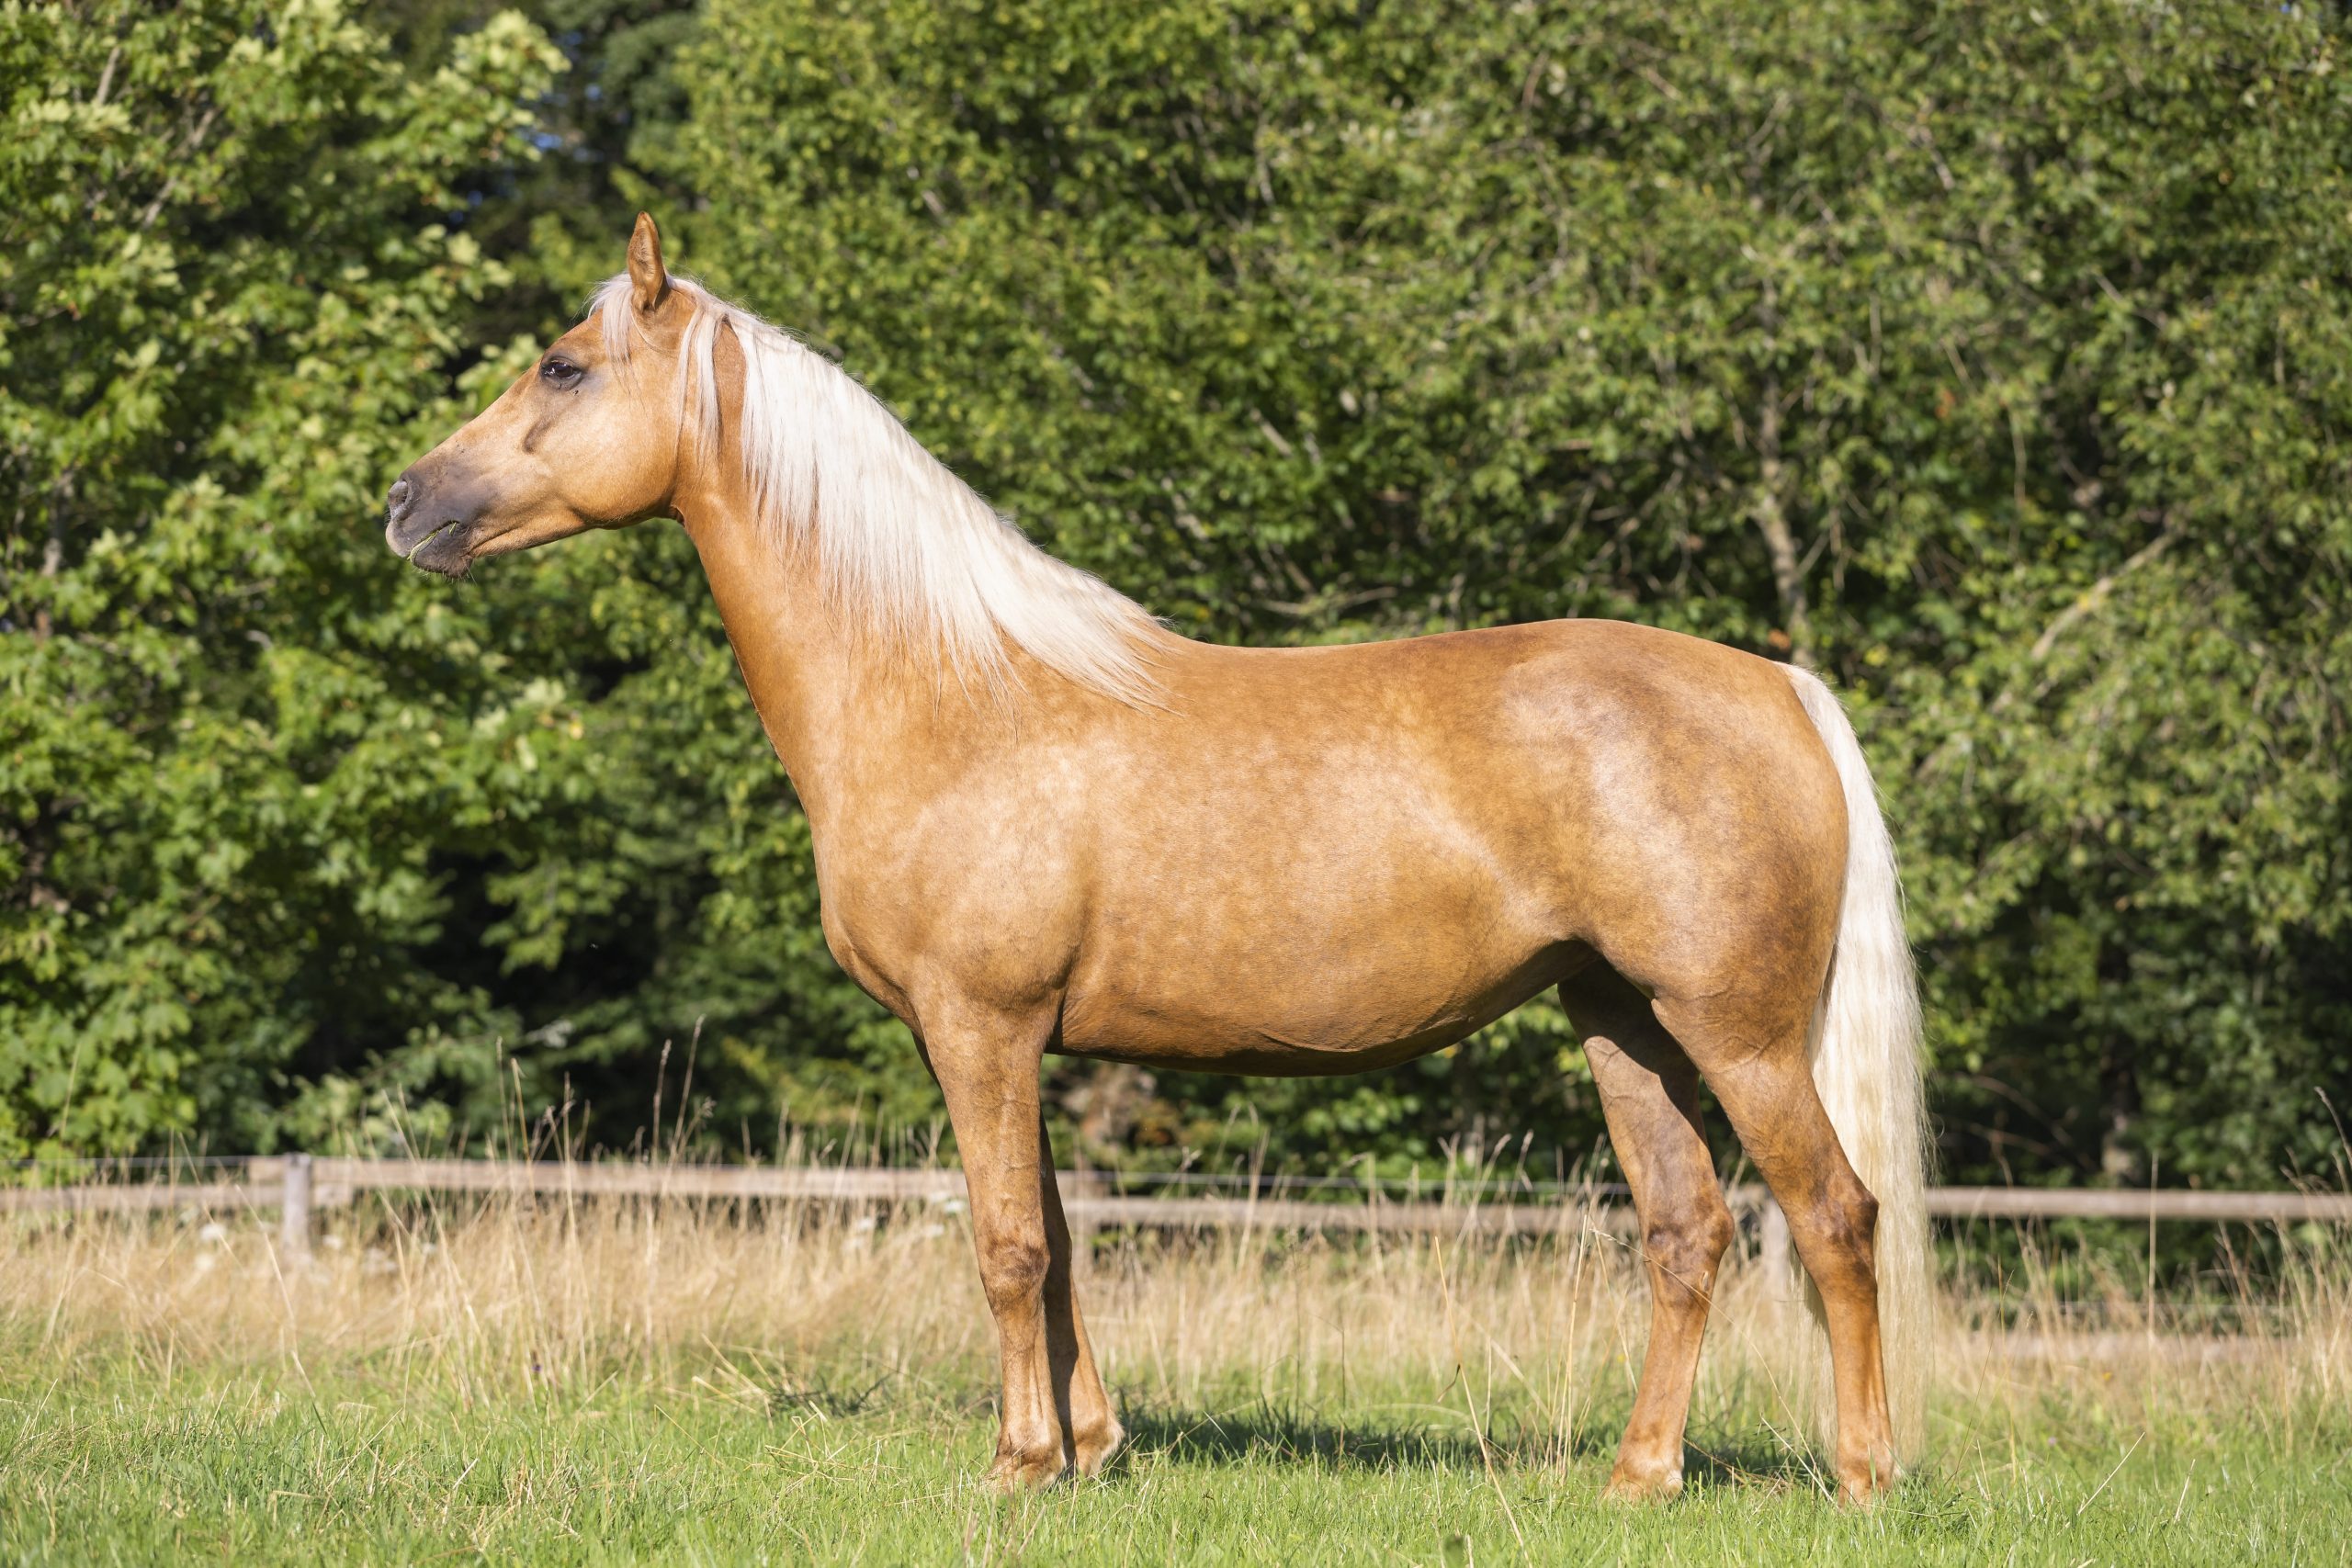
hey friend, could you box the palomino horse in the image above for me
[386,215,1930,1504]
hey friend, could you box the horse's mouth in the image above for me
[399,519,471,576]
[402,519,460,559]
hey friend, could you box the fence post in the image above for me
[1758,1193,1792,1298]
[279,1152,313,1260]
[1064,1166,1102,1267]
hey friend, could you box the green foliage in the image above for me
[3,0,2346,1187]
[0,0,578,1153]
[652,0,2352,1185]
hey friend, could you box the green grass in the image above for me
[6,1193,2346,1564]
[2,1355,2344,1566]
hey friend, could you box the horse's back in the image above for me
[1143,617,1841,886]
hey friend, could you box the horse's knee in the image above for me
[977,1228,1051,1313]
[1643,1198,1736,1301]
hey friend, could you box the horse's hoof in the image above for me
[987,1448,1069,1493]
[1602,1462,1684,1502]
[1071,1418,1125,1478]
[1836,1451,1901,1506]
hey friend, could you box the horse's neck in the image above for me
[675,485,987,829]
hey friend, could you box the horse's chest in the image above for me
[814,900,903,1015]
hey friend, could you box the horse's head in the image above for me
[386,213,688,575]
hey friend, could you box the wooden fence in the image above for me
[5,1156,2347,1264]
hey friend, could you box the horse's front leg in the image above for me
[928,1010,1072,1490]
[1036,1109,1124,1477]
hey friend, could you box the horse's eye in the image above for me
[540,356,583,389]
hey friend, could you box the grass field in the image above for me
[1,1181,2346,1564]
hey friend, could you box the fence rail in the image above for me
[4,1157,2347,1259]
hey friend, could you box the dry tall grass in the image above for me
[5,1170,2346,1468]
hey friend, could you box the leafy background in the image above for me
[5,0,2347,1191]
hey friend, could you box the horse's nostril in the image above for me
[387,476,413,517]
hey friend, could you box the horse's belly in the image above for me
[1056,879,1576,1074]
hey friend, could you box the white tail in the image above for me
[1784,666,1933,1461]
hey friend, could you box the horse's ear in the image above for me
[627,211,669,312]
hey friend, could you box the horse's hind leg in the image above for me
[1651,989,1898,1504]
[1564,967,1735,1501]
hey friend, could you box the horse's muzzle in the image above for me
[385,467,475,576]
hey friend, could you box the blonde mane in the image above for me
[590,275,1162,705]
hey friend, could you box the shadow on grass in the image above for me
[1679,1431,1832,1492]
[792,1364,1830,1493]
[1118,1400,1495,1471]
[763,1371,901,1419]
[1114,1397,1826,1493]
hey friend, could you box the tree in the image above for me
[6,0,2346,1192]
[651,0,2352,1184]
[0,0,569,1154]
